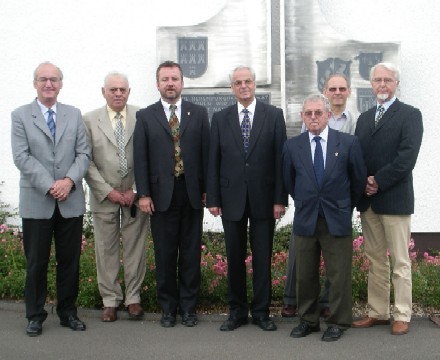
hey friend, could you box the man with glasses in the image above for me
[11,62,90,336]
[282,94,365,341]
[207,66,287,332]
[283,74,356,319]
[352,62,423,335]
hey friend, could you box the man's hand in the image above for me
[208,207,222,217]
[273,204,286,219]
[49,178,74,201]
[365,175,379,196]
[139,196,155,215]
[121,188,136,207]
[107,189,125,205]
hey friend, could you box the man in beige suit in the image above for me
[83,72,149,322]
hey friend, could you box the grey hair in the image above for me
[229,66,256,84]
[33,61,64,81]
[103,71,129,86]
[302,94,331,112]
[369,62,400,81]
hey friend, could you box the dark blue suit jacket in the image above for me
[282,128,366,236]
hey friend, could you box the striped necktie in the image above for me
[47,109,56,139]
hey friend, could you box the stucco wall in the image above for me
[0,0,437,232]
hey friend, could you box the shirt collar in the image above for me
[377,96,396,112]
[107,105,127,121]
[36,99,57,115]
[237,98,256,115]
[308,125,329,143]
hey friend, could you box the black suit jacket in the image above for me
[206,101,288,221]
[355,99,423,215]
[133,100,210,212]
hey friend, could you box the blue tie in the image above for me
[241,108,251,153]
[47,109,56,139]
[313,136,324,188]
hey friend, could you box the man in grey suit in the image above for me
[134,61,210,328]
[352,62,423,336]
[207,66,288,332]
[11,62,90,337]
[83,72,149,322]
[283,94,366,341]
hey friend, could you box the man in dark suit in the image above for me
[282,94,366,342]
[133,61,210,328]
[11,62,91,336]
[352,62,423,336]
[207,66,287,331]
[83,72,149,322]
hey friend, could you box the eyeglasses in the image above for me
[303,110,325,117]
[327,87,347,92]
[35,77,61,84]
[233,79,254,86]
[109,87,128,94]
[372,78,396,84]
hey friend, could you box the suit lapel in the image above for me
[152,100,172,136]
[54,103,69,145]
[246,101,264,157]
[374,99,400,131]
[226,104,245,156]
[298,133,317,186]
[179,101,190,137]
[124,105,136,145]
[96,107,118,147]
[31,100,53,142]
[324,129,340,183]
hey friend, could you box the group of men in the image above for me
[11,60,423,342]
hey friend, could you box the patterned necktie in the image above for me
[375,105,385,127]
[169,105,184,177]
[114,112,128,178]
[313,136,324,188]
[47,109,56,139]
[241,108,251,153]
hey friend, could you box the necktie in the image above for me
[313,136,324,188]
[169,105,184,177]
[114,113,128,178]
[375,105,385,127]
[47,109,56,139]
[241,108,251,153]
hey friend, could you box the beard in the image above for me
[376,93,389,101]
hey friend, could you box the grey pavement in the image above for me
[0,301,439,360]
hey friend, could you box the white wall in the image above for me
[1,0,438,232]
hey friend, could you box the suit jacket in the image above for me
[355,99,423,215]
[11,99,90,219]
[83,104,139,212]
[206,101,288,221]
[133,100,210,212]
[282,128,366,236]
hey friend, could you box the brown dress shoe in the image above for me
[352,316,390,328]
[127,303,144,320]
[281,304,297,317]
[391,321,409,335]
[102,307,117,322]
[320,306,331,319]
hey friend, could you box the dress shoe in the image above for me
[181,313,198,327]
[102,307,117,322]
[127,303,144,320]
[281,304,297,317]
[60,315,86,331]
[26,320,43,337]
[391,320,409,335]
[252,317,277,331]
[160,313,176,328]
[321,326,344,342]
[219,317,248,331]
[352,316,390,328]
[290,322,320,338]
[320,306,331,319]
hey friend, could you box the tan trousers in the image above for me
[361,207,412,322]
[93,205,149,307]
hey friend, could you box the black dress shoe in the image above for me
[252,317,277,331]
[181,313,198,327]
[290,322,320,338]
[322,326,344,342]
[60,315,86,331]
[26,320,43,337]
[219,317,248,331]
[161,313,176,328]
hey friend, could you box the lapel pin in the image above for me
[187,112,190,116]
[335,152,339,157]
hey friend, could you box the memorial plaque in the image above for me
[357,88,376,113]
[182,93,271,120]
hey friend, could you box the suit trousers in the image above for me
[22,204,83,321]
[222,200,275,319]
[361,207,412,322]
[295,217,353,329]
[150,178,202,315]
[93,205,149,307]
[283,227,330,307]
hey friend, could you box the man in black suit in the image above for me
[352,62,423,336]
[282,94,366,342]
[207,66,287,331]
[133,61,210,327]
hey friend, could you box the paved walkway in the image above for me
[0,301,439,360]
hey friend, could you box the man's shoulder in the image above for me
[57,102,80,113]
[138,101,161,114]
[83,106,104,120]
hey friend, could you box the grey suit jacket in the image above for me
[11,99,90,219]
[83,104,139,212]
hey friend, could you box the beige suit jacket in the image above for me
[83,104,139,212]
